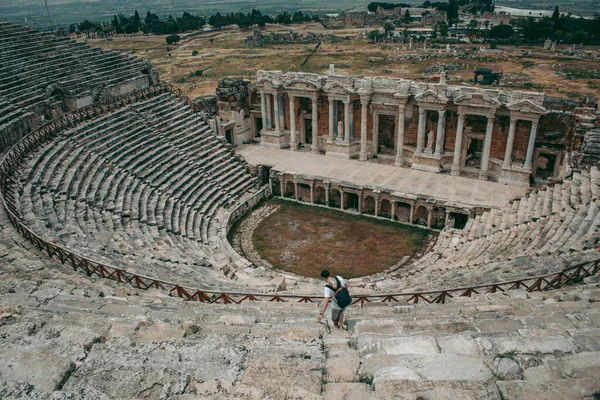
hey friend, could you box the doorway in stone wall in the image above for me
[225,129,234,146]
[461,132,484,175]
[304,117,313,145]
[534,151,559,184]
[378,114,396,155]
[255,117,263,137]
[345,192,359,211]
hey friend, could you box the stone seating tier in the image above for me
[0,22,153,150]
[14,93,261,291]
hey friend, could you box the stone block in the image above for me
[379,335,439,355]
[437,334,482,356]
[362,354,493,382]
[0,349,75,392]
[496,378,599,400]
[374,375,498,400]
[324,383,375,400]
[478,336,578,355]
[217,314,258,325]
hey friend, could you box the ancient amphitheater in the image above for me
[0,21,599,399]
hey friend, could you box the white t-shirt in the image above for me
[324,276,346,310]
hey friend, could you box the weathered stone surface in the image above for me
[374,377,499,400]
[378,335,439,355]
[437,334,482,356]
[496,379,599,400]
[493,357,523,380]
[324,383,375,400]
[478,336,578,355]
[218,314,258,325]
[363,354,493,382]
[327,348,360,382]
[241,363,322,398]
[0,350,75,392]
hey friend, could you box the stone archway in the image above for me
[285,181,295,198]
[380,199,392,218]
[364,196,376,214]
[396,202,411,223]
[315,186,326,204]
[330,189,341,208]
[415,205,429,226]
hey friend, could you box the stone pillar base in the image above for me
[478,171,489,181]
[411,152,442,173]
[498,166,530,187]
[394,156,403,167]
[359,151,368,161]
[260,130,290,149]
[450,167,461,176]
[326,140,361,159]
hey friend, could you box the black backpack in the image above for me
[326,276,352,309]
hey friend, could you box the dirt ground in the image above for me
[252,200,432,279]
[86,23,600,100]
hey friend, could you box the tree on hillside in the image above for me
[447,0,458,25]
[403,9,412,22]
[468,19,478,38]
[552,6,560,20]
[165,34,180,44]
[384,22,395,33]
[437,20,449,40]
[488,23,513,40]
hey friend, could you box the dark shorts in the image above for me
[332,307,346,322]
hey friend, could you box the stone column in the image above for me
[265,93,272,130]
[445,211,450,228]
[343,100,350,142]
[260,91,267,133]
[311,96,319,154]
[328,98,335,144]
[325,186,330,206]
[289,95,297,151]
[372,112,379,154]
[359,100,369,161]
[503,117,518,168]
[391,201,396,221]
[427,209,433,228]
[293,181,298,200]
[309,183,314,204]
[434,110,446,155]
[279,95,285,131]
[340,189,345,209]
[409,203,414,224]
[524,119,539,171]
[479,115,495,181]
[279,179,284,197]
[357,193,362,213]
[273,93,281,132]
[416,107,426,153]
[451,112,466,176]
[395,105,405,166]
[374,196,380,216]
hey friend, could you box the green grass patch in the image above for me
[253,199,433,279]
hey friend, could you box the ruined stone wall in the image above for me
[216,77,252,117]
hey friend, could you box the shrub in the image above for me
[192,50,199,56]
[165,34,181,45]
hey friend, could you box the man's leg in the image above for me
[332,308,340,327]
[338,311,344,329]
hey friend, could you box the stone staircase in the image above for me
[345,282,600,399]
